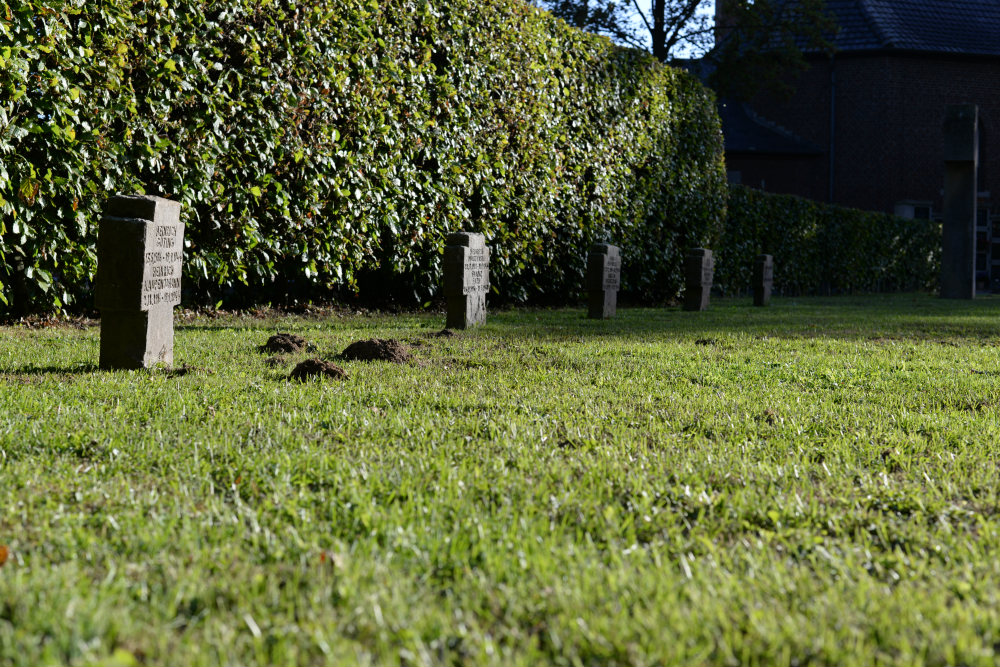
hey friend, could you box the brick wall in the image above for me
[725,154,826,201]
[735,53,1000,215]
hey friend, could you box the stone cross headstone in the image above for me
[941,104,978,299]
[683,248,713,311]
[754,254,773,306]
[587,243,620,319]
[95,195,184,369]
[444,232,489,329]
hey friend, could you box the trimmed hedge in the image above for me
[716,185,940,296]
[0,0,725,313]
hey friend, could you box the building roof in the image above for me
[824,0,1000,56]
[718,99,823,155]
[677,60,822,156]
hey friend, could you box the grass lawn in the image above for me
[2,293,1000,666]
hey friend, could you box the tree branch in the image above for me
[630,0,653,35]
[662,0,710,57]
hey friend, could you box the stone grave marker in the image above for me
[95,195,184,369]
[941,104,978,299]
[587,243,621,319]
[683,248,713,311]
[444,232,489,329]
[754,254,773,306]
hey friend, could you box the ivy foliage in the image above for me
[0,0,725,313]
[717,185,940,296]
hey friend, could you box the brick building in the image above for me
[719,0,1000,288]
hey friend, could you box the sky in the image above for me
[628,0,717,58]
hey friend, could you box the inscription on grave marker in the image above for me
[587,243,621,319]
[683,247,714,312]
[444,232,490,329]
[141,225,183,308]
[95,195,184,369]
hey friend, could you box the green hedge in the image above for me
[0,0,725,313]
[716,185,940,296]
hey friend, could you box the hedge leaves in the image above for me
[717,185,940,296]
[1,0,726,313]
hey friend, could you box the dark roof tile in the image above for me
[822,0,1000,56]
[719,99,824,155]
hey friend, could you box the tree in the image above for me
[708,0,834,99]
[534,0,834,99]
[538,0,643,48]
[638,0,715,62]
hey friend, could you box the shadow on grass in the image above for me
[484,294,1000,344]
[0,363,100,376]
[68,294,1000,346]
[1,364,198,377]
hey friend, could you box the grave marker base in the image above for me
[683,290,710,312]
[588,290,616,319]
[683,248,714,312]
[99,306,174,369]
[586,243,621,319]
[941,104,978,299]
[95,194,183,370]
[443,232,489,329]
[754,254,773,307]
[446,293,486,329]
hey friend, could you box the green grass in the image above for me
[3,293,1000,666]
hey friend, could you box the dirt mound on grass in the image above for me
[339,338,411,363]
[289,359,348,381]
[432,329,456,338]
[259,333,309,353]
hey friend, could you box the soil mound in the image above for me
[432,329,456,338]
[289,359,348,381]
[340,338,411,363]
[260,333,308,353]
